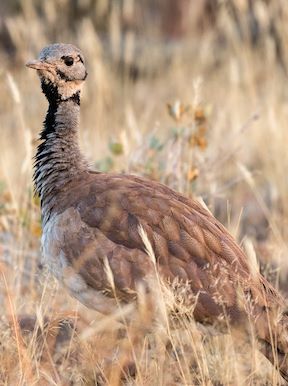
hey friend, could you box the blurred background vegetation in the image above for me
[1,1,288,384]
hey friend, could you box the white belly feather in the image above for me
[41,209,117,314]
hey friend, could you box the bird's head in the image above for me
[26,43,87,102]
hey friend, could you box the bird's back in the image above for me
[43,171,284,327]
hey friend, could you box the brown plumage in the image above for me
[27,43,288,380]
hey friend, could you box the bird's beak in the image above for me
[25,59,49,70]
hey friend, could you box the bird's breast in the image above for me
[41,208,119,313]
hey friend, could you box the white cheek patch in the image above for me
[38,68,57,84]
[39,69,83,100]
[58,81,83,100]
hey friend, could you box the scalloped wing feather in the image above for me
[44,172,285,324]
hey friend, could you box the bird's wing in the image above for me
[55,172,284,322]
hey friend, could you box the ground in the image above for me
[0,1,288,385]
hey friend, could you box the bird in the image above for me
[26,43,288,380]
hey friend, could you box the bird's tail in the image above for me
[256,312,288,382]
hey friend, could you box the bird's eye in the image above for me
[62,56,74,66]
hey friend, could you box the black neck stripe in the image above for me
[40,80,80,140]
[69,91,80,105]
[56,69,71,82]
[41,80,80,105]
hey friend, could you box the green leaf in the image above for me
[149,136,163,151]
[109,142,124,155]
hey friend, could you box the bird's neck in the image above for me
[34,82,88,218]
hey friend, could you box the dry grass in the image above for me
[1,0,288,384]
